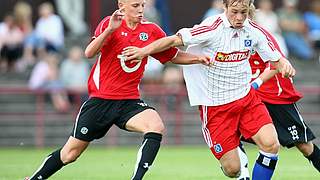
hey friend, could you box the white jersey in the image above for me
[179,13,281,106]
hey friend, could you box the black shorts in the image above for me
[71,97,155,142]
[264,103,316,148]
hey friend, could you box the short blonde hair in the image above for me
[248,3,256,20]
[223,0,253,7]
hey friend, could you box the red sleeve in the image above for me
[150,24,178,64]
[93,16,111,39]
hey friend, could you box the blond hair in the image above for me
[223,0,253,7]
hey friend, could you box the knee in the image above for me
[61,149,81,164]
[296,142,314,156]
[221,163,241,178]
[146,119,165,134]
[260,138,280,154]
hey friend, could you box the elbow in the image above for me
[84,49,95,59]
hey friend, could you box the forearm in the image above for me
[85,27,114,58]
[142,35,183,57]
[171,51,201,65]
[259,69,278,83]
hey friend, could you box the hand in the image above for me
[251,77,263,90]
[122,46,146,63]
[277,59,296,78]
[108,9,124,32]
[196,55,211,66]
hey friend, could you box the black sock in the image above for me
[306,144,320,172]
[131,132,162,180]
[29,149,65,180]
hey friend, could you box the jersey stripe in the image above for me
[201,106,213,148]
[191,18,222,36]
[249,21,276,51]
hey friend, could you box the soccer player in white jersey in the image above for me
[122,0,296,179]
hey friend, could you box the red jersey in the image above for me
[249,27,303,104]
[87,17,178,99]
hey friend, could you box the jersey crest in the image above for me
[139,32,149,41]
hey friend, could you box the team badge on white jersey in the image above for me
[244,39,252,47]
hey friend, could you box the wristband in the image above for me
[251,77,263,90]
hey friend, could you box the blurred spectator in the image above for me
[25,2,64,56]
[162,64,184,88]
[278,0,314,60]
[142,56,163,84]
[144,0,161,25]
[162,64,184,111]
[29,53,70,112]
[203,0,224,20]
[304,0,320,49]
[255,0,288,56]
[13,1,35,72]
[60,46,89,94]
[13,1,33,35]
[155,0,173,35]
[55,0,87,37]
[0,14,24,72]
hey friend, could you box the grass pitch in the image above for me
[0,145,319,180]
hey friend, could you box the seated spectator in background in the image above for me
[278,0,314,60]
[162,64,184,111]
[304,0,320,49]
[162,64,184,88]
[142,56,163,84]
[0,14,24,72]
[25,2,64,57]
[55,0,87,37]
[13,1,36,71]
[14,1,33,35]
[255,0,288,57]
[29,53,70,112]
[203,0,224,20]
[60,46,89,99]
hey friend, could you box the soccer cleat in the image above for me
[24,177,30,180]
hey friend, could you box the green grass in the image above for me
[0,145,319,180]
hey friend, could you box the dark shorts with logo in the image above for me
[71,97,155,142]
[264,103,316,148]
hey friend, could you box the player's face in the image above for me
[119,0,146,23]
[225,0,250,29]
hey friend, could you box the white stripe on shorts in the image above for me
[201,106,213,148]
[73,101,88,137]
[293,103,308,142]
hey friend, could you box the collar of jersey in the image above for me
[121,20,141,32]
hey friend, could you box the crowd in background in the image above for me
[0,0,319,112]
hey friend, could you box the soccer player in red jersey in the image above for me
[235,5,320,179]
[248,7,320,173]
[25,0,209,179]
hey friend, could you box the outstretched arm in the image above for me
[122,34,184,61]
[171,51,210,65]
[85,10,124,58]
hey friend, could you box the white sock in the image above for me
[237,146,250,180]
